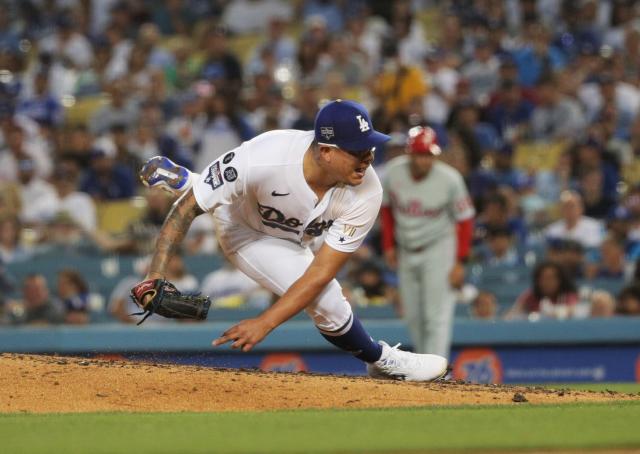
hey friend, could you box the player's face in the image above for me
[330,147,375,186]
[409,152,435,178]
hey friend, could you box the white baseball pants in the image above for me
[215,217,354,336]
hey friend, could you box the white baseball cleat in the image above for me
[139,156,190,192]
[367,341,448,382]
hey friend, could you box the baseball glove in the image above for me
[130,279,211,325]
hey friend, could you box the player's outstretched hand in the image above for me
[212,318,273,352]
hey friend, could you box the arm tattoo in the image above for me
[147,189,204,278]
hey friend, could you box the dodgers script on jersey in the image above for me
[382,157,474,251]
[192,130,383,254]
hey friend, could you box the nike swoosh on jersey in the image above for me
[271,191,290,197]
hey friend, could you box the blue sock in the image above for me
[319,314,383,363]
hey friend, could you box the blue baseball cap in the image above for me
[314,99,390,154]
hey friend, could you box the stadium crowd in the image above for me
[1,0,640,326]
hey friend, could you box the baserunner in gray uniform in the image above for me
[381,126,475,358]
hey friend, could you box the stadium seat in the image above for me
[96,199,147,234]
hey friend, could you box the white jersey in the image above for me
[382,157,474,250]
[192,130,383,254]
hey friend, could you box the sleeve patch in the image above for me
[342,224,357,237]
[223,166,238,182]
[204,161,224,190]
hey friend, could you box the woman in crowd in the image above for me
[505,261,578,320]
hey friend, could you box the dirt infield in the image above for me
[1,353,638,413]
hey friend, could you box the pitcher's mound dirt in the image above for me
[1,354,638,413]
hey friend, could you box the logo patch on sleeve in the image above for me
[222,152,235,164]
[223,166,238,182]
[204,161,224,190]
[342,224,357,237]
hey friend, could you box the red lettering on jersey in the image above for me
[394,198,444,218]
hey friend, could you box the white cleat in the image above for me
[367,341,448,382]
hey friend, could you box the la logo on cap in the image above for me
[356,115,370,132]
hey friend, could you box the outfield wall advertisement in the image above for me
[124,345,640,384]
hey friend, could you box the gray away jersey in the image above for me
[382,157,474,250]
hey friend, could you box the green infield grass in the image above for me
[2,401,640,453]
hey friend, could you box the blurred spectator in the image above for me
[295,34,326,86]
[17,158,57,225]
[166,254,199,294]
[345,260,396,308]
[486,79,534,143]
[589,290,616,318]
[617,284,640,316]
[461,39,500,106]
[57,268,90,325]
[137,23,175,70]
[100,21,133,82]
[489,143,529,191]
[530,74,586,141]
[505,261,578,320]
[317,36,368,87]
[471,290,498,320]
[0,216,30,263]
[290,82,320,131]
[166,90,208,155]
[199,26,243,97]
[344,6,384,75]
[79,137,136,200]
[38,13,93,69]
[474,191,527,246]
[448,100,501,165]
[373,38,426,125]
[0,123,52,182]
[389,0,427,65]
[16,70,63,128]
[256,16,296,65]
[303,0,343,34]
[196,93,254,172]
[50,160,97,232]
[585,235,627,281]
[223,0,292,35]
[545,190,604,249]
[89,78,139,135]
[546,239,586,281]
[151,0,196,36]
[535,150,573,204]
[474,225,521,267]
[422,49,460,126]
[58,125,94,169]
[511,22,566,88]
[578,169,616,219]
[7,274,64,325]
[184,212,218,255]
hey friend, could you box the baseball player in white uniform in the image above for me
[381,126,475,358]
[135,100,448,381]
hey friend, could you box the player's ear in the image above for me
[316,144,333,162]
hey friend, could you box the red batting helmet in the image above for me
[407,126,441,155]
